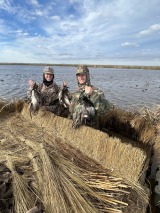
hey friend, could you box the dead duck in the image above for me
[29,84,43,118]
[58,85,70,108]
[72,95,96,128]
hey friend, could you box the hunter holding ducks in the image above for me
[27,66,67,116]
[70,65,111,129]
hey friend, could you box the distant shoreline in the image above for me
[0,63,160,70]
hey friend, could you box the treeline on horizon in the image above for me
[0,62,160,70]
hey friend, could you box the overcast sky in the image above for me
[0,0,160,65]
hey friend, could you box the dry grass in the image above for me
[0,140,130,212]
[0,99,24,118]
[100,108,156,147]
[6,157,36,213]
[1,100,158,212]
[21,104,150,183]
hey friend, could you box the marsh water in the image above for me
[0,65,160,110]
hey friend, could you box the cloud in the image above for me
[141,49,151,55]
[138,24,160,37]
[121,42,139,47]
[0,19,8,33]
[0,0,11,10]
[28,0,39,6]
[0,0,160,65]
[0,0,16,13]
[14,29,29,37]
[50,16,61,21]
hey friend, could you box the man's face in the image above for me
[77,73,87,85]
[45,73,53,81]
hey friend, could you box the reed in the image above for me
[30,141,130,212]
[6,156,36,213]
[47,141,149,212]
[100,108,156,146]
[1,100,157,212]
[0,99,24,117]
[21,104,150,183]
[26,141,69,213]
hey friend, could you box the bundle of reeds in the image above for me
[0,99,24,117]
[99,107,157,147]
[0,100,156,212]
[6,157,36,213]
[21,103,152,183]
[0,139,148,213]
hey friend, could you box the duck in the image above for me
[72,95,96,128]
[29,84,43,118]
[58,85,71,108]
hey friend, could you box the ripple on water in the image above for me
[0,65,160,109]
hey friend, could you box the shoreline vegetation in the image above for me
[0,62,160,70]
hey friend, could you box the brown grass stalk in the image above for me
[27,141,69,213]
[6,156,36,213]
[48,148,128,212]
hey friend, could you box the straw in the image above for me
[6,156,36,213]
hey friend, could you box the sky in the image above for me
[0,0,160,66]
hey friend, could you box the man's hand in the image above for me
[63,81,67,87]
[85,86,93,95]
[28,79,35,88]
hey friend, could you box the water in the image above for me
[0,65,160,110]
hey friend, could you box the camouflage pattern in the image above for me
[70,86,111,128]
[76,65,91,87]
[76,65,89,75]
[27,82,63,115]
[43,66,54,75]
[69,65,111,128]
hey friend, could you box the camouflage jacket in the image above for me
[27,82,62,115]
[70,86,111,126]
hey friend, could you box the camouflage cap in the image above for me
[76,65,89,75]
[76,65,91,87]
[43,67,54,75]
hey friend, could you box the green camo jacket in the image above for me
[70,86,111,127]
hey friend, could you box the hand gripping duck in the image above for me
[72,94,96,128]
[58,82,70,108]
[29,84,43,118]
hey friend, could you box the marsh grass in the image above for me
[21,104,151,183]
[6,157,36,213]
[1,100,159,212]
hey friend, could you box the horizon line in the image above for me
[0,62,160,70]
